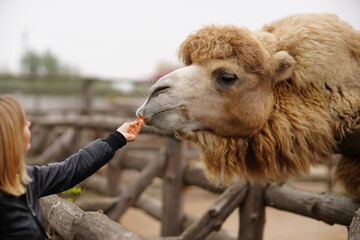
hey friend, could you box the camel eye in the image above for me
[220,74,237,85]
[213,69,238,86]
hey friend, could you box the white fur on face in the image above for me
[136,64,223,134]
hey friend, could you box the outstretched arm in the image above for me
[29,119,144,197]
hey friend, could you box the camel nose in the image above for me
[136,78,172,119]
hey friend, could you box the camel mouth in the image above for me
[141,105,187,126]
[140,104,206,134]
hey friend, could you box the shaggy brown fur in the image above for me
[178,14,360,197]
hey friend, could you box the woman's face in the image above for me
[23,120,31,152]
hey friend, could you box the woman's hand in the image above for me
[117,119,144,142]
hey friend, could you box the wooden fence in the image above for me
[27,114,360,240]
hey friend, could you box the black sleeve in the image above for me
[102,130,127,152]
[29,131,126,197]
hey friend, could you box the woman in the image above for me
[0,95,143,239]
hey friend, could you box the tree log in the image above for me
[239,184,266,240]
[348,208,360,240]
[133,193,162,220]
[107,148,166,220]
[162,139,185,236]
[181,183,248,240]
[264,184,360,226]
[106,150,124,196]
[80,173,110,194]
[40,195,144,240]
[26,127,75,165]
[76,196,120,212]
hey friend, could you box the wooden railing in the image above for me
[26,115,360,240]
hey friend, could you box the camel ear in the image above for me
[270,51,295,84]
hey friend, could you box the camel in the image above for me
[136,13,360,198]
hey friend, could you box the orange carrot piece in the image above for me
[136,117,144,125]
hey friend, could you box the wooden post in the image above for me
[80,78,95,115]
[161,138,185,237]
[348,208,360,240]
[181,183,248,240]
[107,148,166,221]
[32,77,41,114]
[106,150,125,197]
[239,184,266,240]
[72,127,82,155]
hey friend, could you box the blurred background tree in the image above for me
[41,51,60,75]
[20,49,79,76]
[21,50,41,74]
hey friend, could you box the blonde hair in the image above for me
[0,95,31,196]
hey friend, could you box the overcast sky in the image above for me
[1,0,359,81]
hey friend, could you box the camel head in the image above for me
[136,16,360,198]
[137,25,295,140]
